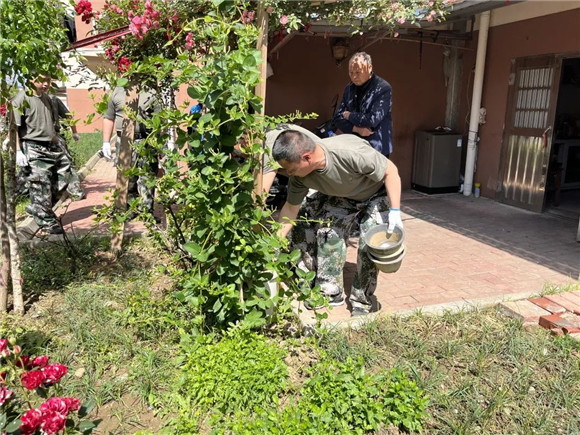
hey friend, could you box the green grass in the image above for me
[319,306,580,434]
[68,132,103,168]
[3,239,579,434]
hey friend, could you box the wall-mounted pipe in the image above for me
[464,11,490,197]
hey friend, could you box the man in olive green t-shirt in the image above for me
[13,76,70,234]
[272,130,403,316]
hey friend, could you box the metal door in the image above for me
[497,55,561,212]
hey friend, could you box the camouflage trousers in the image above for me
[17,138,85,203]
[290,190,390,310]
[22,141,72,231]
[126,138,158,214]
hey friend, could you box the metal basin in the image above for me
[363,224,405,257]
[367,248,406,273]
[368,243,406,261]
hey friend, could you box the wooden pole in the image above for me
[0,142,10,313]
[254,1,268,196]
[111,85,138,255]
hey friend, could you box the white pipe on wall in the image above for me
[464,11,491,197]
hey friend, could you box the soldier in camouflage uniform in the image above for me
[13,76,70,234]
[102,86,158,217]
[273,130,403,316]
[51,95,85,201]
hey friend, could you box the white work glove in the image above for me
[16,150,28,167]
[387,208,403,234]
[101,141,112,160]
[72,133,80,142]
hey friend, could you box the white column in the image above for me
[464,11,490,197]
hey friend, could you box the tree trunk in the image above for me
[0,145,11,314]
[5,116,24,314]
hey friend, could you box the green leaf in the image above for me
[79,419,101,434]
[243,55,257,69]
[183,242,201,257]
[78,397,96,418]
[116,77,129,87]
[5,419,21,434]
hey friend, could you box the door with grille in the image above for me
[497,55,561,212]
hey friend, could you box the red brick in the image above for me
[499,300,550,324]
[550,328,564,336]
[539,314,580,334]
[545,293,580,315]
[528,297,567,314]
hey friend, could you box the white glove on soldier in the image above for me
[387,209,403,234]
[72,133,81,142]
[101,141,112,160]
[16,150,28,167]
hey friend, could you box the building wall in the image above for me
[461,8,580,198]
[266,35,448,188]
[67,89,106,133]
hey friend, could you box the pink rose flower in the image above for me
[0,386,14,405]
[39,410,67,435]
[21,370,46,390]
[20,408,43,435]
[397,17,405,24]
[279,15,288,25]
[266,6,273,14]
[42,363,68,385]
[0,338,7,351]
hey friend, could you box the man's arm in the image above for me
[102,117,115,143]
[277,202,301,239]
[333,87,354,134]
[384,159,401,209]
[345,86,391,130]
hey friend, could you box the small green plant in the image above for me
[171,329,288,431]
[219,356,428,434]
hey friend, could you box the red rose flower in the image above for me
[21,370,46,390]
[16,355,32,369]
[40,397,69,414]
[32,355,49,368]
[39,410,67,435]
[118,56,132,73]
[0,103,6,116]
[42,363,67,385]
[0,386,14,405]
[20,408,43,435]
[64,397,81,412]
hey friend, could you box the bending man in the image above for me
[273,130,402,316]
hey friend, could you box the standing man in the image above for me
[50,94,85,201]
[273,130,403,316]
[333,52,393,157]
[102,86,158,217]
[13,76,71,234]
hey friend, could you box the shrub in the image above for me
[172,329,288,430]
[220,357,429,434]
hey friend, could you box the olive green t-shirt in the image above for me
[104,87,158,133]
[12,90,58,142]
[104,86,126,132]
[263,123,320,174]
[286,135,389,205]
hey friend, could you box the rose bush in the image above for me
[0,338,98,434]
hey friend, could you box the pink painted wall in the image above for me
[66,89,106,133]
[460,9,580,198]
[266,35,448,188]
